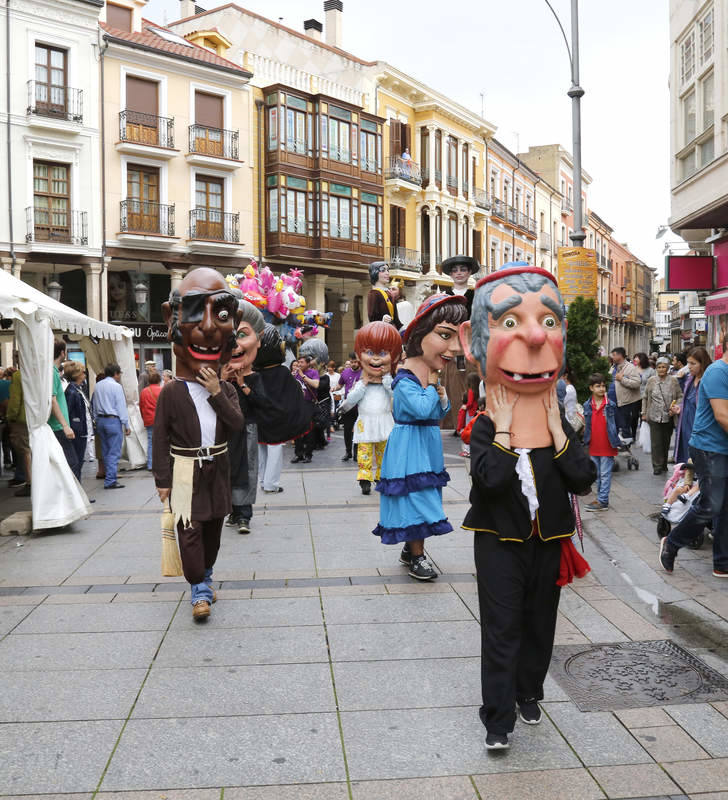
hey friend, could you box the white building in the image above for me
[669,1,728,276]
[0,0,105,363]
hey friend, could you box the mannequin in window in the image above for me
[442,254,478,317]
[367,262,401,330]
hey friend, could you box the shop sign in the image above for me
[125,323,169,343]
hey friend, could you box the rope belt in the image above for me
[169,442,228,528]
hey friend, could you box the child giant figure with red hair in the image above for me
[338,321,402,495]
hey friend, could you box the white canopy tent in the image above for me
[0,269,146,529]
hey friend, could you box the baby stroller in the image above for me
[612,431,639,471]
[655,461,705,549]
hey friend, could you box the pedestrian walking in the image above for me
[49,340,79,477]
[92,364,130,489]
[153,268,243,620]
[338,355,362,462]
[583,373,620,511]
[673,346,712,464]
[64,361,90,480]
[140,371,163,470]
[660,332,728,579]
[610,347,642,443]
[641,357,682,475]
[374,294,467,580]
[6,369,31,496]
[291,355,320,463]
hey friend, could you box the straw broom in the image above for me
[161,501,183,577]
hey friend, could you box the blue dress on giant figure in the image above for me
[373,369,453,542]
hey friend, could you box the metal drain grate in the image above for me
[549,640,728,711]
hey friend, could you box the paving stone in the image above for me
[97,791,219,800]
[664,704,728,757]
[545,704,651,766]
[662,759,728,794]
[0,594,44,606]
[341,707,579,780]
[320,585,387,596]
[168,596,322,630]
[350,776,478,799]
[252,587,320,597]
[327,620,481,662]
[112,591,184,602]
[101,714,346,789]
[632,726,710,762]
[0,631,163,671]
[322,593,472,625]
[471,767,604,799]
[383,581,454,593]
[558,590,630,642]
[13,602,178,633]
[155,626,328,667]
[333,657,479,711]
[713,701,728,719]
[225,784,349,799]
[589,764,682,798]
[616,707,677,728]
[0,668,146,722]
[0,605,33,635]
[1,794,91,800]
[589,599,665,640]
[687,793,728,800]
[44,593,117,604]
[0,720,124,794]
[134,662,335,717]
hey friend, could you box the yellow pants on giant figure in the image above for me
[356,440,387,481]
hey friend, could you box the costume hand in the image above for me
[63,425,75,440]
[382,314,392,323]
[196,366,221,396]
[360,372,370,385]
[487,384,518,430]
[157,487,170,503]
[436,384,447,400]
[544,385,567,450]
[220,363,235,382]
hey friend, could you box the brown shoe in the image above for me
[192,600,210,620]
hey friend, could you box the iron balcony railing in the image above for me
[26,206,87,245]
[561,197,572,213]
[600,303,607,315]
[387,246,422,272]
[474,188,490,210]
[539,232,552,251]
[518,213,537,235]
[189,209,239,242]
[491,196,507,220]
[120,200,175,236]
[27,80,83,123]
[446,174,458,192]
[462,180,469,195]
[119,110,175,148]
[434,168,442,186]
[188,125,239,160]
[385,156,422,186]
[286,138,307,156]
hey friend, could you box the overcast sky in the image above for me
[146,0,673,275]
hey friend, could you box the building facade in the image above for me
[100,0,253,368]
[0,0,104,365]
[669,1,728,291]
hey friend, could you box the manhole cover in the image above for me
[549,640,728,711]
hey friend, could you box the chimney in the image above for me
[304,18,323,41]
[324,0,343,48]
[180,0,196,18]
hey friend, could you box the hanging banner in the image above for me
[557,247,598,305]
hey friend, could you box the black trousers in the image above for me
[54,429,80,480]
[649,420,674,472]
[474,532,562,735]
[294,429,314,458]
[341,407,358,458]
[177,517,223,586]
[616,400,641,440]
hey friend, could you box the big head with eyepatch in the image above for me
[162,268,242,381]
[460,263,567,449]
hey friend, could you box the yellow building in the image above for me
[100,0,253,368]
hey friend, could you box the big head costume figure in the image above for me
[354,321,403,383]
[461,262,567,449]
[163,268,242,380]
[228,299,265,374]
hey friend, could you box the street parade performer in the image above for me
[460,261,595,750]
[338,321,402,496]
[373,294,467,580]
[222,299,265,535]
[442,253,478,316]
[153,268,244,621]
[367,261,402,329]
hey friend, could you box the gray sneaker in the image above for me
[408,555,437,581]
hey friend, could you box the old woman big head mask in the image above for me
[163,267,242,381]
[460,262,567,449]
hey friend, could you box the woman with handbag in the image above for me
[673,346,712,465]
[642,357,683,475]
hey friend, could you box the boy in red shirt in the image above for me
[583,373,621,511]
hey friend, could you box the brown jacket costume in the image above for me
[152,379,243,521]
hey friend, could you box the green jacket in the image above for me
[6,371,26,424]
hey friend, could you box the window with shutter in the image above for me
[34,45,67,117]
[389,119,401,162]
[194,92,224,155]
[33,161,70,241]
[125,77,159,144]
[473,230,482,264]
[106,3,132,31]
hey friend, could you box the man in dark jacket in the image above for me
[461,262,595,751]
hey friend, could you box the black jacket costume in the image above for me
[463,413,596,540]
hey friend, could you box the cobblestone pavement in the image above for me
[0,432,727,799]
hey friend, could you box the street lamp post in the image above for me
[545,0,585,246]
